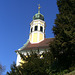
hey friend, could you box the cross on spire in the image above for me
[38,4,41,13]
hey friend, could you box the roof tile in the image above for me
[19,38,54,50]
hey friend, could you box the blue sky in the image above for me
[0,0,58,74]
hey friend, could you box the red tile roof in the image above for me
[19,38,54,51]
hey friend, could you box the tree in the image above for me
[0,64,5,75]
[6,51,53,75]
[50,0,75,72]
[6,0,75,74]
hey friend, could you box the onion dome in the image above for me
[33,12,44,21]
[33,4,44,21]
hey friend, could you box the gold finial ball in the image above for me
[38,4,41,9]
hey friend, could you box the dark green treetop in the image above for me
[50,0,75,71]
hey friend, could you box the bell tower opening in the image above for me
[29,5,46,44]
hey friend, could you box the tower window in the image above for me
[35,26,38,31]
[31,27,33,32]
[40,26,43,32]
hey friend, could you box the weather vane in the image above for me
[38,4,41,13]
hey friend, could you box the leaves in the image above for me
[50,0,75,72]
[7,52,53,75]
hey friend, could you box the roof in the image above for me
[33,12,44,21]
[17,38,54,51]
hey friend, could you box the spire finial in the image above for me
[38,4,41,13]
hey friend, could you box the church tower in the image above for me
[16,5,54,66]
[29,5,46,43]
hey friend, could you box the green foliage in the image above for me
[65,70,75,75]
[49,0,75,74]
[7,51,53,75]
[6,62,21,75]
[6,0,75,75]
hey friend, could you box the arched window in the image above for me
[31,27,33,32]
[35,26,38,31]
[40,26,43,32]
